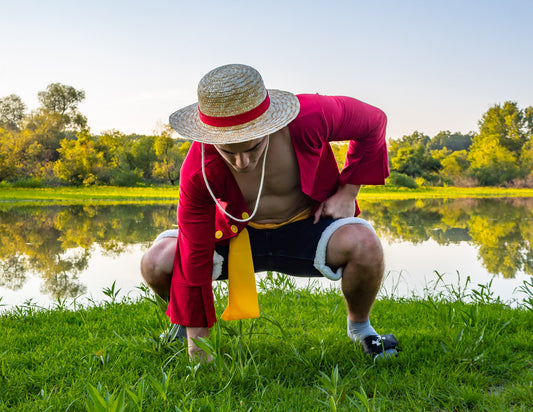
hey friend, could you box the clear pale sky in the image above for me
[1,0,532,140]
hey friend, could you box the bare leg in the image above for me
[325,224,384,323]
[140,237,176,301]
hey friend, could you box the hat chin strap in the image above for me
[201,135,269,223]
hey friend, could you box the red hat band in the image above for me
[198,92,270,127]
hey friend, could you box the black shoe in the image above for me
[361,334,399,360]
[160,324,187,343]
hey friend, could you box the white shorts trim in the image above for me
[154,229,223,280]
[154,229,179,243]
[212,251,224,280]
[313,217,376,281]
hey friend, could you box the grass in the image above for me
[0,186,181,205]
[1,275,532,411]
[359,185,533,199]
[1,185,532,206]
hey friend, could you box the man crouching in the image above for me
[141,64,399,361]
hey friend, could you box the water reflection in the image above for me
[0,204,176,301]
[359,197,533,279]
[0,199,531,304]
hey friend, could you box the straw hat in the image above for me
[169,64,300,144]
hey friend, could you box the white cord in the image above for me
[201,135,269,223]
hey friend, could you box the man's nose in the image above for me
[235,153,249,169]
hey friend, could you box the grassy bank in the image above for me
[1,276,532,411]
[0,186,181,205]
[1,185,532,206]
[358,185,533,199]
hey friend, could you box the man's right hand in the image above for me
[186,327,212,362]
[313,184,360,224]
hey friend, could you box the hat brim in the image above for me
[169,89,300,144]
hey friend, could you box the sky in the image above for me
[1,0,532,140]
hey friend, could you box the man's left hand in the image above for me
[313,184,360,224]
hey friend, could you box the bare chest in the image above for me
[229,131,311,221]
[233,136,299,199]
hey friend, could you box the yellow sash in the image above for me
[220,207,312,321]
[220,227,259,321]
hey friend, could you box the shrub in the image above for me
[11,177,45,188]
[386,172,417,188]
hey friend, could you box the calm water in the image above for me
[0,198,532,310]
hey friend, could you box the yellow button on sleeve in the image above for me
[230,225,238,233]
[215,230,223,239]
[242,212,250,219]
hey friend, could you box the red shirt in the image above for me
[166,94,389,327]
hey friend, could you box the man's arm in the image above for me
[171,171,216,360]
[187,327,211,361]
[312,95,388,222]
[166,147,219,360]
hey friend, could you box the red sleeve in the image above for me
[166,154,217,328]
[317,95,390,185]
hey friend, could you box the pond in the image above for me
[0,198,532,310]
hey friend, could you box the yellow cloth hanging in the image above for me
[220,207,312,321]
[221,227,259,321]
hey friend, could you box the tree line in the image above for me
[1,83,532,187]
[333,100,532,188]
[385,100,533,187]
[0,83,190,186]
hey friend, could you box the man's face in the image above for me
[214,136,268,173]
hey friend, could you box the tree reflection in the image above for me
[40,272,87,300]
[0,204,176,299]
[0,199,531,303]
[360,197,533,278]
[0,254,26,290]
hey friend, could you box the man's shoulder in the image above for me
[294,93,324,116]
[290,94,327,132]
[292,93,349,124]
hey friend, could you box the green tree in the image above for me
[478,101,528,156]
[153,124,190,185]
[0,94,26,130]
[54,131,105,185]
[0,127,18,180]
[432,148,470,185]
[131,135,157,181]
[94,130,125,171]
[520,139,533,179]
[468,101,532,185]
[389,131,441,183]
[37,83,87,130]
[6,83,90,182]
[0,125,57,183]
[519,106,533,182]
[468,135,519,185]
[388,130,430,159]
[427,131,473,152]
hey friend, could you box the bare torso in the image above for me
[227,127,314,224]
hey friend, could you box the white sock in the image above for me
[347,318,378,342]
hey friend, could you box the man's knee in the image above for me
[141,238,176,285]
[327,224,383,269]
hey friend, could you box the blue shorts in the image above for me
[155,217,375,281]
